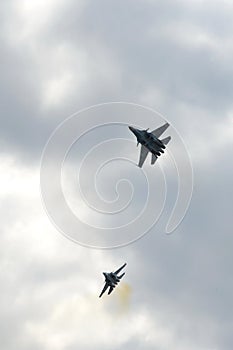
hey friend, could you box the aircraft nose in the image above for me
[129,126,138,136]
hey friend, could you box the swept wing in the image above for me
[151,122,170,138]
[114,263,127,275]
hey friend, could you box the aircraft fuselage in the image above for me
[129,126,166,156]
[103,272,120,286]
[99,263,126,298]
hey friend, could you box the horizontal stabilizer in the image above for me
[138,145,149,168]
[99,282,108,298]
[160,136,171,145]
[151,154,157,165]
[108,286,114,295]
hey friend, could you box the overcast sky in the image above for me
[1,1,233,349]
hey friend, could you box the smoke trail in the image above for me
[115,282,132,313]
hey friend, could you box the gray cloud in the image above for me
[1,0,233,349]
[1,0,233,159]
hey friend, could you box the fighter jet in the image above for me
[99,263,127,298]
[129,123,171,168]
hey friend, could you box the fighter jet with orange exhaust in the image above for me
[129,123,171,167]
[99,263,127,298]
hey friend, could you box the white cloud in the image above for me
[0,156,37,197]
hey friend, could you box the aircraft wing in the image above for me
[138,145,149,168]
[99,282,109,298]
[108,286,114,295]
[151,122,169,138]
[114,263,127,275]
